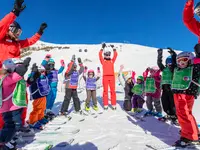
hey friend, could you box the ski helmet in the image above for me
[2,59,16,72]
[9,21,22,36]
[88,69,95,76]
[104,48,111,56]
[38,66,45,72]
[165,56,172,65]
[48,58,55,64]
[137,76,144,82]
[176,52,194,67]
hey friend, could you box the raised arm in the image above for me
[112,50,118,63]
[183,0,200,38]
[157,49,165,71]
[167,47,177,72]
[58,60,65,74]
[118,65,125,88]
[99,50,104,64]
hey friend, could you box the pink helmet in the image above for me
[88,69,95,76]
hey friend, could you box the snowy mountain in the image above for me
[21,41,200,150]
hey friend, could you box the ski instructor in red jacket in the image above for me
[0,0,47,130]
[183,0,200,42]
[99,43,118,110]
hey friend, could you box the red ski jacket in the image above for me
[99,50,117,76]
[183,0,200,43]
[0,12,41,63]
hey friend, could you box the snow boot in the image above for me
[173,137,200,148]
[59,111,69,116]
[29,121,44,130]
[39,118,49,125]
[92,105,98,111]
[158,115,170,122]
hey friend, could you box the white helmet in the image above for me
[38,66,45,72]
[176,52,194,66]
[2,59,16,72]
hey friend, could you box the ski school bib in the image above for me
[70,71,79,86]
[131,84,144,96]
[86,78,97,90]
[161,67,173,85]
[145,77,156,93]
[172,66,193,90]
[30,77,50,97]
[48,70,58,83]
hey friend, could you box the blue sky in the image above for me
[0,0,199,51]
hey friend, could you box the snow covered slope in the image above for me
[22,41,200,150]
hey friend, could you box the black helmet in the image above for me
[9,21,22,36]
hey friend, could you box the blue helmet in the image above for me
[165,56,172,65]
[48,58,55,64]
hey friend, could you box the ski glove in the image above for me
[78,58,82,64]
[84,66,87,73]
[167,47,176,56]
[12,0,26,17]
[157,48,163,56]
[102,43,106,49]
[97,67,100,73]
[31,63,38,73]
[60,60,65,67]
[45,54,51,58]
[38,23,48,35]
[15,57,31,77]
[71,55,76,62]
[194,44,200,58]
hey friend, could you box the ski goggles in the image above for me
[9,26,22,37]
[177,57,189,64]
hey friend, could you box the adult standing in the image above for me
[99,43,118,110]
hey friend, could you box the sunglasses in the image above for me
[177,57,189,63]
[88,74,93,76]
[9,26,22,36]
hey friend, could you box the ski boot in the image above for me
[59,111,69,116]
[135,108,143,113]
[153,112,162,118]
[45,111,56,121]
[29,121,44,130]
[144,110,154,117]
[111,105,116,110]
[93,105,98,111]
[39,118,49,125]
[131,108,138,113]
[85,104,90,112]
[104,106,108,110]
[173,137,200,148]
[158,115,170,122]
[18,126,35,137]
[3,142,16,150]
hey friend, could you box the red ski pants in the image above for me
[174,94,199,141]
[102,76,116,106]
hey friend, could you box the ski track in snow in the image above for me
[21,43,200,150]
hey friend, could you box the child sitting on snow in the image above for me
[143,66,162,117]
[118,65,135,111]
[0,58,31,150]
[131,76,145,113]
[83,66,101,111]
[27,64,50,130]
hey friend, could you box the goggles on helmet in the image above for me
[9,26,22,37]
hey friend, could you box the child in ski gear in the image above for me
[0,57,31,149]
[43,58,65,119]
[83,66,101,111]
[118,65,135,111]
[157,48,178,123]
[99,43,118,110]
[171,45,200,147]
[131,76,145,113]
[143,66,162,117]
[27,64,50,130]
[183,0,200,43]
[60,55,84,115]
